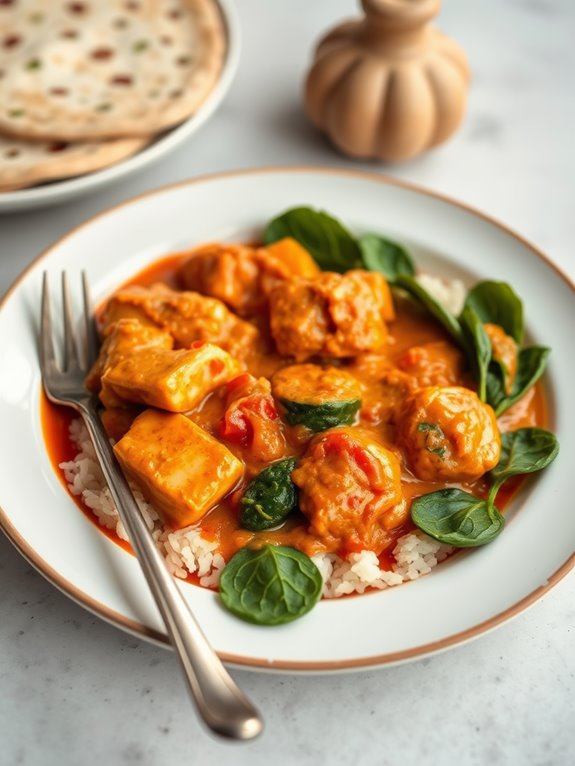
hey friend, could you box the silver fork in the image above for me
[40,272,263,741]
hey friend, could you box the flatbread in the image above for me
[0,133,148,190]
[0,0,225,141]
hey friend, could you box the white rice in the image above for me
[416,273,466,316]
[60,421,453,597]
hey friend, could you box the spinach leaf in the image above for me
[263,206,361,273]
[459,305,492,402]
[488,356,511,400]
[486,365,506,411]
[394,274,465,347]
[487,346,550,415]
[464,281,524,343]
[489,427,559,484]
[240,458,298,532]
[219,545,323,625]
[411,427,559,548]
[279,398,360,432]
[417,422,447,457]
[358,233,415,282]
[411,488,505,547]
[393,275,539,409]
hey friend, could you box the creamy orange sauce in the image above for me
[41,254,547,579]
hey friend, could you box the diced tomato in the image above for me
[209,358,225,376]
[225,372,253,397]
[220,393,279,444]
[323,431,380,486]
[219,374,285,461]
[350,445,379,483]
[220,406,251,444]
[241,393,279,420]
[323,431,354,454]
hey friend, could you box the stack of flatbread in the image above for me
[0,0,225,192]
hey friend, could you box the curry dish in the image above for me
[43,235,545,584]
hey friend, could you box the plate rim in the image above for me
[1,165,574,672]
[0,0,241,212]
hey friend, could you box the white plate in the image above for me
[0,167,573,672]
[0,1,240,214]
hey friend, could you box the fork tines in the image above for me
[40,271,98,375]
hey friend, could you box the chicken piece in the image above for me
[484,323,518,394]
[347,353,418,425]
[114,410,244,528]
[396,386,501,482]
[269,270,394,360]
[348,352,393,382]
[219,373,287,463]
[177,238,320,316]
[292,427,405,555]
[103,283,259,360]
[363,369,418,425]
[100,342,241,412]
[178,243,266,315]
[85,318,173,393]
[397,341,465,388]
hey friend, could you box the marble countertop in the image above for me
[1,1,573,764]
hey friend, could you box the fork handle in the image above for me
[79,400,263,740]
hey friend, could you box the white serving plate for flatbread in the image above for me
[0,0,239,213]
[0,167,573,672]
